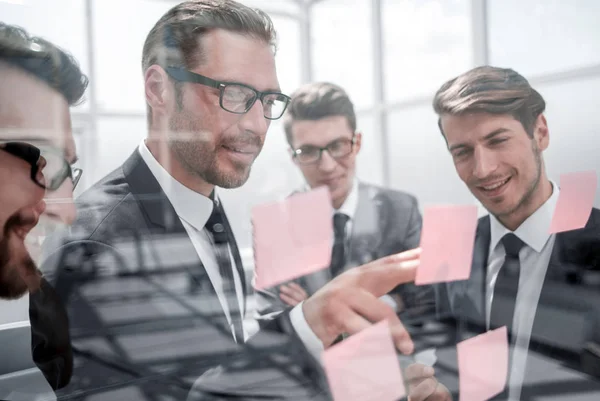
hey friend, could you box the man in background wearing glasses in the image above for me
[40,1,428,400]
[0,22,87,392]
[256,82,433,330]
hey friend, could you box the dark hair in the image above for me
[283,82,356,146]
[142,0,276,118]
[432,66,546,138]
[0,22,88,106]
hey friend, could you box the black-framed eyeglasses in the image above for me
[292,135,357,165]
[164,67,291,120]
[0,142,82,190]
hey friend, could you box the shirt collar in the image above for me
[336,179,359,220]
[489,181,559,253]
[138,140,214,231]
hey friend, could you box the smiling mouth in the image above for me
[222,145,258,156]
[477,176,511,193]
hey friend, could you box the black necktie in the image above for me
[330,213,350,278]
[490,233,525,334]
[489,234,525,400]
[205,201,245,344]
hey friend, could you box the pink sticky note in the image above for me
[415,205,478,285]
[550,170,598,234]
[323,320,406,401]
[252,186,332,290]
[458,327,509,401]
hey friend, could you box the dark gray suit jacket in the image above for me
[38,150,331,401]
[256,182,434,324]
[432,209,600,399]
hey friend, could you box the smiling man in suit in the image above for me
[38,2,424,400]
[0,22,88,392]
[256,82,431,325]
[425,66,600,400]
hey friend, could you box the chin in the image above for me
[487,201,518,219]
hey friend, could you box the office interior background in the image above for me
[0,1,599,398]
[3,0,600,253]
[1,0,599,312]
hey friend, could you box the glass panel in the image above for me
[488,0,600,77]
[383,0,472,103]
[355,113,384,186]
[386,105,477,210]
[271,17,301,95]
[538,76,600,208]
[311,0,374,110]
[92,0,177,113]
[0,0,90,111]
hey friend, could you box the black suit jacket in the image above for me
[433,208,600,399]
[38,150,331,400]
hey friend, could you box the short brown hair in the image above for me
[432,66,546,138]
[0,22,88,106]
[142,0,277,119]
[283,82,356,146]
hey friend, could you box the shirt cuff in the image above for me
[290,301,325,361]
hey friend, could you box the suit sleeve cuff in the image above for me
[290,301,324,361]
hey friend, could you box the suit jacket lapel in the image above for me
[121,151,234,327]
[529,210,600,354]
[455,216,490,337]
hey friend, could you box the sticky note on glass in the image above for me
[252,186,332,290]
[458,327,509,401]
[323,320,406,401]
[550,170,598,234]
[415,205,478,285]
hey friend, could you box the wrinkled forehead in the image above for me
[0,64,74,159]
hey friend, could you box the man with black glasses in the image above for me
[257,82,429,324]
[40,2,426,400]
[0,22,87,391]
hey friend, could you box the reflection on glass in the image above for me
[0,0,89,111]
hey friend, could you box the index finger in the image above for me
[353,248,422,297]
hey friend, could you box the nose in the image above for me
[239,99,268,137]
[318,150,338,173]
[472,146,498,180]
[44,180,77,225]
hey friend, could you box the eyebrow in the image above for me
[448,128,511,152]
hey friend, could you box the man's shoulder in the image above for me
[556,207,600,264]
[70,166,141,241]
[589,206,600,227]
[359,182,418,208]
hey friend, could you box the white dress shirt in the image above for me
[138,141,245,342]
[486,182,559,401]
[289,179,361,360]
